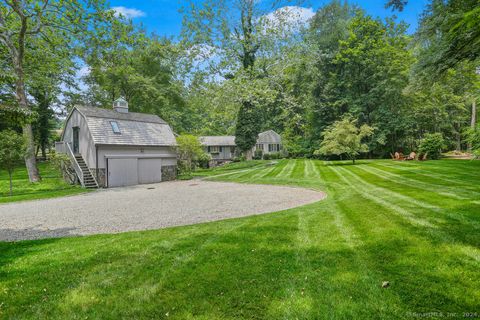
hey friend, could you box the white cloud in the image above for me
[262,6,315,29]
[112,6,146,19]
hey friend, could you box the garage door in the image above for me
[138,158,162,184]
[108,158,138,187]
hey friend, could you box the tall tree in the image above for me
[416,0,480,75]
[0,0,108,182]
[309,10,413,155]
[307,1,356,146]
[181,0,303,159]
[85,34,188,131]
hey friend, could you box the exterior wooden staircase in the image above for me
[74,155,99,189]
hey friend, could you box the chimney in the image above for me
[113,97,128,113]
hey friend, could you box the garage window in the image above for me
[110,121,121,134]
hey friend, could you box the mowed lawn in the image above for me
[0,159,479,319]
[0,162,86,203]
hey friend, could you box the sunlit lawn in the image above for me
[0,161,86,203]
[0,159,479,319]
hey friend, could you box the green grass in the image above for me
[0,162,87,203]
[1,159,479,319]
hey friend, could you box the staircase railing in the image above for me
[65,142,85,187]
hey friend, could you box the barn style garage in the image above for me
[57,98,177,188]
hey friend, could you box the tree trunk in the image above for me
[472,99,477,130]
[13,46,41,182]
[352,157,356,165]
[41,144,46,159]
[8,170,13,196]
[245,149,253,161]
[468,99,477,151]
[23,123,41,181]
[456,132,461,151]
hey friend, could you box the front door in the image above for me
[72,127,79,154]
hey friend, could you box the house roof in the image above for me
[73,105,176,146]
[75,105,167,124]
[199,130,281,147]
[257,130,281,144]
[199,136,236,146]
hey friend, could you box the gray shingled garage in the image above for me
[57,98,177,187]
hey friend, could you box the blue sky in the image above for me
[109,0,430,38]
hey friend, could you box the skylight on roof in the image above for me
[110,121,121,134]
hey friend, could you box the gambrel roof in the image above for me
[68,105,176,146]
[257,130,281,144]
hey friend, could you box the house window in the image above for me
[268,144,280,152]
[110,121,121,134]
[256,144,263,151]
[209,146,220,153]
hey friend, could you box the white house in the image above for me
[200,130,283,165]
[56,98,177,188]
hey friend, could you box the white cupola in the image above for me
[113,97,128,113]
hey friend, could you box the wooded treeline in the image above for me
[1,0,479,180]
[183,0,479,158]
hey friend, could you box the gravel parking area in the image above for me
[0,180,325,241]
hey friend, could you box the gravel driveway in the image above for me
[0,180,325,241]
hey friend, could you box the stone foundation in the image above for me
[95,168,106,187]
[162,165,177,181]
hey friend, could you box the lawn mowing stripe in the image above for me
[374,162,480,195]
[250,164,277,179]
[278,210,312,318]
[333,167,480,259]
[121,220,253,303]
[349,166,480,228]
[257,164,279,178]
[329,166,434,227]
[341,167,443,213]
[309,160,321,179]
[278,202,391,318]
[303,159,321,181]
[384,160,480,180]
[205,168,257,179]
[356,165,472,200]
[304,159,313,178]
[376,163,479,189]
[276,159,296,179]
[264,159,289,178]
[268,162,477,300]
[319,189,362,248]
[232,165,274,181]
[290,159,305,179]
